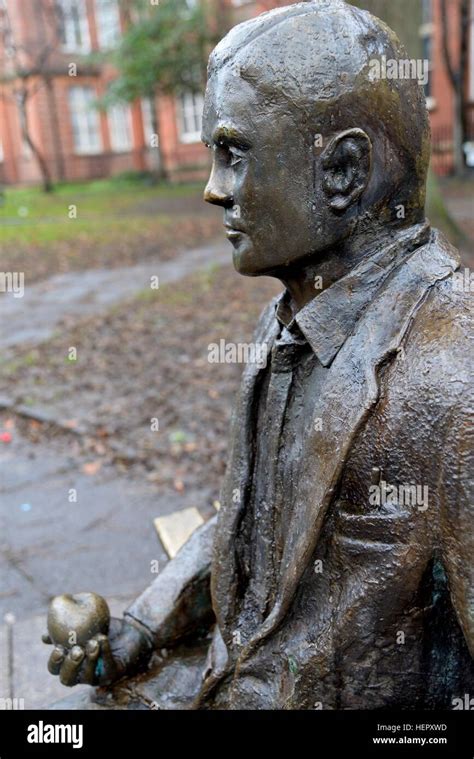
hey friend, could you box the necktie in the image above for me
[251,328,307,620]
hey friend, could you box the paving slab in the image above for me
[0,442,74,493]
[0,564,48,622]
[1,465,169,618]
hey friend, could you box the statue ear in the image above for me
[321,128,372,213]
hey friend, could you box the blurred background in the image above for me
[0,0,473,708]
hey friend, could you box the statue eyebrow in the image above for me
[212,125,251,150]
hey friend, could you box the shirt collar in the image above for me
[275,221,431,367]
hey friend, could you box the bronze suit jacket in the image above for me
[126,225,473,710]
[200,226,473,709]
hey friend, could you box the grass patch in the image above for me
[0,177,221,283]
[0,350,40,376]
[0,179,205,244]
[1,213,175,246]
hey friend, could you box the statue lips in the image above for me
[224,223,247,245]
[47,592,110,647]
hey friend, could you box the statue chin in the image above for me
[230,236,258,275]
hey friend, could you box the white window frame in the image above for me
[57,0,91,53]
[68,86,103,155]
[108,103,133,153]
[178,91,204,144]
[94,0,121,50]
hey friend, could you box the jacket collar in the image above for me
[275,222,431,367]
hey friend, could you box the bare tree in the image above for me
[440,0,470,176]
[0,0,64,191]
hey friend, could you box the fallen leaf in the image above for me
[82,460,102,476]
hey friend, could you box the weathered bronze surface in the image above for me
[45,0,473,709]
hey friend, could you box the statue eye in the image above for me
[229,148,243,168]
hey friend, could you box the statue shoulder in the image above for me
[399,267,473,412]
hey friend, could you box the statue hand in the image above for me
[43,593,152,687]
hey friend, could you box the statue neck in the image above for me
[278,222,424,315]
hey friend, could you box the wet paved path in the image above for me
[0,238,228,707]
[0,240,228,351]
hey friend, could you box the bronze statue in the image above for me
[44,0,473,709]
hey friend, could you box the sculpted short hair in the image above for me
[208,0,430,220]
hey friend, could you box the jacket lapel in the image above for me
[211,297,281,639]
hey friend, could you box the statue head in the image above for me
[202,0,430,277]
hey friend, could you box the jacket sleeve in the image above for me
[124,516,216,649]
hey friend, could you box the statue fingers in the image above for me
[47,645,66,676]
[79,638,100,684]
[42,633,53,645]
[59,645,85,686]
[94,634,118,683]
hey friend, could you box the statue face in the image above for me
[202,68,319,277]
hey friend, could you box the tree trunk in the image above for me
[440,0,469,176]
[17,92,54,192]
[350,0,422,58]
[45,77,65,182]
[351,0,461,235]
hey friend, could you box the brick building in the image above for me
[0,0,164,185]
[0,0,472,186]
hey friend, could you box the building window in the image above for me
[108,103,133,152]
[178,91,204,143]
[0,138,3,163]
[68,86,102,155]
[56,0,90,53]
[95,0,121,50]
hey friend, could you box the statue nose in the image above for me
[203,183,233,207]
[204,165,233,207]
